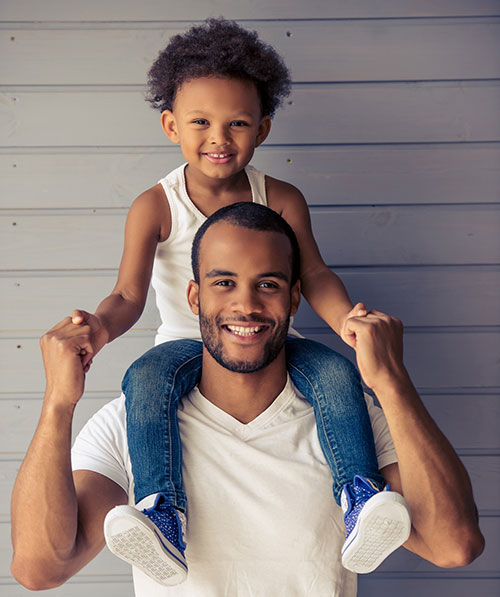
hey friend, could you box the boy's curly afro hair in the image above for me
[146,18,292,118]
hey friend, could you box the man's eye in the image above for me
[259,281,279,289]
[215,280,234,287]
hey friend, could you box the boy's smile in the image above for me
[161,77,271,188]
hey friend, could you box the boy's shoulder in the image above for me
[128,183,171,242]
[264,174,308,216]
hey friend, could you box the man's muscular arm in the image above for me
[346,311,485,567]
[10,318,127,590]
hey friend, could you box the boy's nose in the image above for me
[210,125,231,146]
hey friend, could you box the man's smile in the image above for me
[223,324,268,337]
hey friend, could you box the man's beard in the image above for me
[199,310,290,374]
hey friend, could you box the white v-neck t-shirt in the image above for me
[72,377,397,596]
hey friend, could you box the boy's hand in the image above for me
[340,302,368,349]
[71,309,110,371]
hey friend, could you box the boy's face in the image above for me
[161,77,271,182]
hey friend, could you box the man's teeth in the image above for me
[226,325,263,336]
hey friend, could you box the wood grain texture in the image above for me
[3,20,500,85]
[3,205,498,270]
[2,0,500,20]
[2,144,499,209]
[1,266,499,330]
[2,83,499,147]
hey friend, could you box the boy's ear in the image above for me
[161,110,180,144]
[187,280,200,315]
[255,116,271,147]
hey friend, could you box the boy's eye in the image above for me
[192,119,209,125]
[230,120,249,127]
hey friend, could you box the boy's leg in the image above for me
[104,339,202,586]
[285,337,410,573]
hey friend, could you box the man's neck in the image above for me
[197,349,288,424]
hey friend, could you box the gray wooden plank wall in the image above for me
[1,1,499,595]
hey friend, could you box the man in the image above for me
[11,203,484,596]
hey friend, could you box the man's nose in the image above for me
[232,286,264,314]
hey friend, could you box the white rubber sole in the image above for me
[104,505,187,586]
[341,491,411,574]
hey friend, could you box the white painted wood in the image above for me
[2,331,499,393]
[2,267,499,331]
[2,0,500,20]
[305,330,500,390]
[359,578,500,597]
[2,144,499,209]
[1,580,134,596]
[3,20,500,85]
[0,275,160,332]
[3,205,498,271]
[2,83,499,147]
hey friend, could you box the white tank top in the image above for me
[151,163,268,345]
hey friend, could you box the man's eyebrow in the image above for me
[205,269,237,278]
[204,269,290,282]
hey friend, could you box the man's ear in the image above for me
[161,110,180,144]
[187,280,200,315]
[290,280,301,316]
[255,116,271,147]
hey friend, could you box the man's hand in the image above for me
[340,302,368,349]
[342,309,407,393]
[71,309,110,370]
[40,317,94,409]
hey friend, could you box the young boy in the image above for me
[71,18,411,585]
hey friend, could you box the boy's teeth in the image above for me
[227,325,262,336]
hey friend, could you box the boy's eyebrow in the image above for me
[185,110,254,118]
[205,269,289,282]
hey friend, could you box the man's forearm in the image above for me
[11,398,80,589]
[376,371,485,566]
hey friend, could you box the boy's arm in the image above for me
[347,311,485,567]
[72,184,170,367]
[267,178,359,339]
[11,318,127,590]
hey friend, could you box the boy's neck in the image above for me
[184,165,252,216]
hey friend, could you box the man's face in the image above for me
[188,222,300,374]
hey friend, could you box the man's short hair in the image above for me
[191,202,300,285]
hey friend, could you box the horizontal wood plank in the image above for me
[3,20,500,85]
[0,275,160,332]
[1,266,499,331]
[2,83,499,147]
[2,0,500,20]
[2,144,500,209]
[3,205,498,270]
[358,578,500,597]
[1,580,133,596]
[2,331,499,392]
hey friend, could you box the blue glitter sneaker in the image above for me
[341,475,411,574]
[104,493,187,586]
